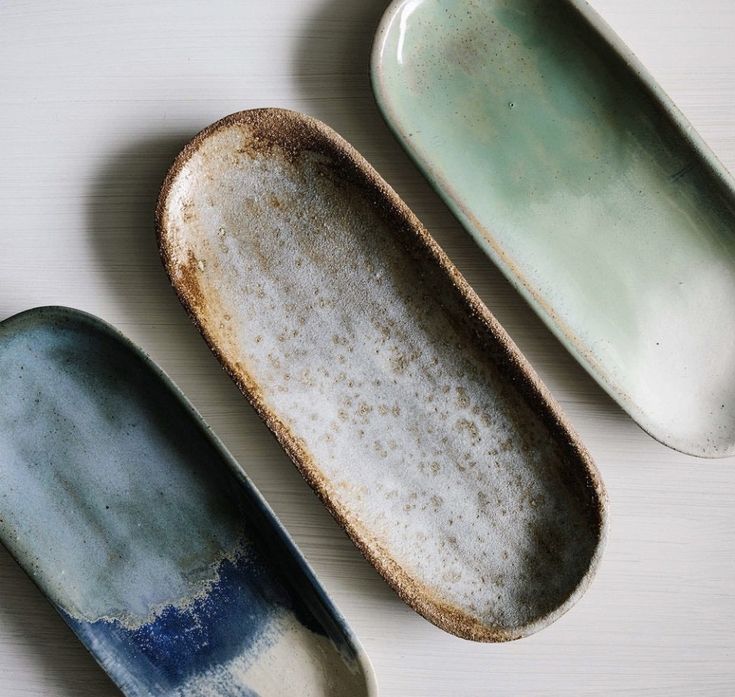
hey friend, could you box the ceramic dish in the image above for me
[0,306,375,697]
[371,0,735,458]
[156,108,607,641]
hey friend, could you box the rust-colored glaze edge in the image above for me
[155,108,608,642]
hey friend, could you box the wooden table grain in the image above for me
[0,1,734,695]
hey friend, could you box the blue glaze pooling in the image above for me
[0,307,376,697]
[66,551,294,696]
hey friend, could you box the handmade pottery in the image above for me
[372,0,735,458]
[0,306,376,697]
[156,108,607,641]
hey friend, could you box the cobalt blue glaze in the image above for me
[0,306,376,697]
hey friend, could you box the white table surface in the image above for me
[1,1,734,695]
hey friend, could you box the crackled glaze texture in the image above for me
[0,307,374,697]
[157,109,606,641]
[372,0,735,457]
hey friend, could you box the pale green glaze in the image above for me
[372,0,735,457]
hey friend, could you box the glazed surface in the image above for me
[158,109,606,640]
[373,0,735,457]
[0,308,372,697]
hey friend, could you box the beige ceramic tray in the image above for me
[156,108,607,641]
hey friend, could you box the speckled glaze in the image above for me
[156,108,607,641]
[0,306,375,697]
[372,0,735,458]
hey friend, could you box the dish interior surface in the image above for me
[372,0,735,457]
[158,109,606,641]
[0,307,372,697]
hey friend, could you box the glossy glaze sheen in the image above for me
[156,109,607,641]
[0,307,375,697]
[372,0,735,458]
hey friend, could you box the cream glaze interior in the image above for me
[158,110,606,640]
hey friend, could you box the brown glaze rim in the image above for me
[155,108,608,642]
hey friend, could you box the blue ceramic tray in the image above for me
[0,307,376,697]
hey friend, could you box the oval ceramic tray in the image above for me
[371,0,735,458]
[156,108,607,641]
[0,306,376,697]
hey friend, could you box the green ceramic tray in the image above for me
[372,0,735,458]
